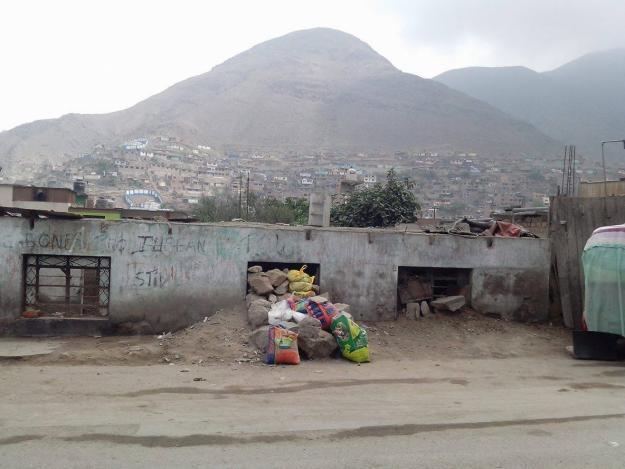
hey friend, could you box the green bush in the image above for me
[331,169,419,227]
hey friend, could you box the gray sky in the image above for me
[1,0,624,131]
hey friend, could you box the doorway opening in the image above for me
[397,266,471,313]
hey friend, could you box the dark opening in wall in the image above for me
[397,266,471,314]
[23,254,111,318]
[246,262,321,297]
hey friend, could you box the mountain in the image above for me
[0,28,558,173]
[435,49,625,158]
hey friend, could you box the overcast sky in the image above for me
[1,0,624,131]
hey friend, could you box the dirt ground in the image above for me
[10,303,570,367]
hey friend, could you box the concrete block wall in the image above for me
[0,218,551,332]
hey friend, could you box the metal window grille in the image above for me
[23,255,111,317]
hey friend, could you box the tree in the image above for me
[331,169,420,227]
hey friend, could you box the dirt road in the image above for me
[2,347,625,467]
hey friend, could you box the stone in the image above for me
[431,295,465,313]
[311,284,320,293]
[268,294,278,303]
[248,273,274,295]
[293,316,337,359]
[248,301,270,328]
[245,292,265,307]
[274,280,289,295]
[333,303,350,313]
[266,269,288,287]
[247,265,263,273]
[251,298,272,309]
[296,316,322,330]
[277,293,291,302]
[320,292,331,301]
[420,301,431,317]
[406,302,421,319]
[249,325,272,353]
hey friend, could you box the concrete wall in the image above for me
[0,217,551,332]
[0,186,13,206]
[579,180,625,198]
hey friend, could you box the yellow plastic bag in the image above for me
[293,290,315,298]
[287,265,308,283]
[289,281,314,292]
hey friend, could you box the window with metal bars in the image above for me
[23,255,111,317]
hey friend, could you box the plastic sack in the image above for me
[287,265,309,283]
[288,298,310,312]
[289,281,314,293]
[292,311,308,323]
[266,326,300,365]
[305,300,337,330]
[268,300,293,325]
[293,290,315,298]
[286,267,314,285]
[330,313,370,363]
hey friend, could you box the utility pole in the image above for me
[238,173,242,218]
[245,174,250,219]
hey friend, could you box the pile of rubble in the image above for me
[246,265,295,307]
[245,265,368,363]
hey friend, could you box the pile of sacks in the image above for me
[247,266,370,365]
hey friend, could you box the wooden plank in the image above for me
[551,197,574,327]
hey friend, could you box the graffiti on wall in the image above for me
[20,229,86,251]
[130,235,206,255]
[131,263,196,288]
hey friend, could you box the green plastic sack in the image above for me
[583,225,625,335]
[330,313,370,363]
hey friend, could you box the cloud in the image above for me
[379,0,625,74]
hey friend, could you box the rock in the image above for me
[268,294,278,303]
[247,265,263,273]
[277,293,291,302]
[274,280,289,295]
[249,325,272,353]
[251,298,272,309]
[420,301,431,317]
[248,302,270,328]
[320,292,331,301]
[406,302,421,319]
[246,292,265,307]
[311,284,320,293]
[266,269,288,287]
[248,273,274,295]
[431,295,465,313]
[296,316,322,330]
[333,303,350,313]
[294,317,337,359]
